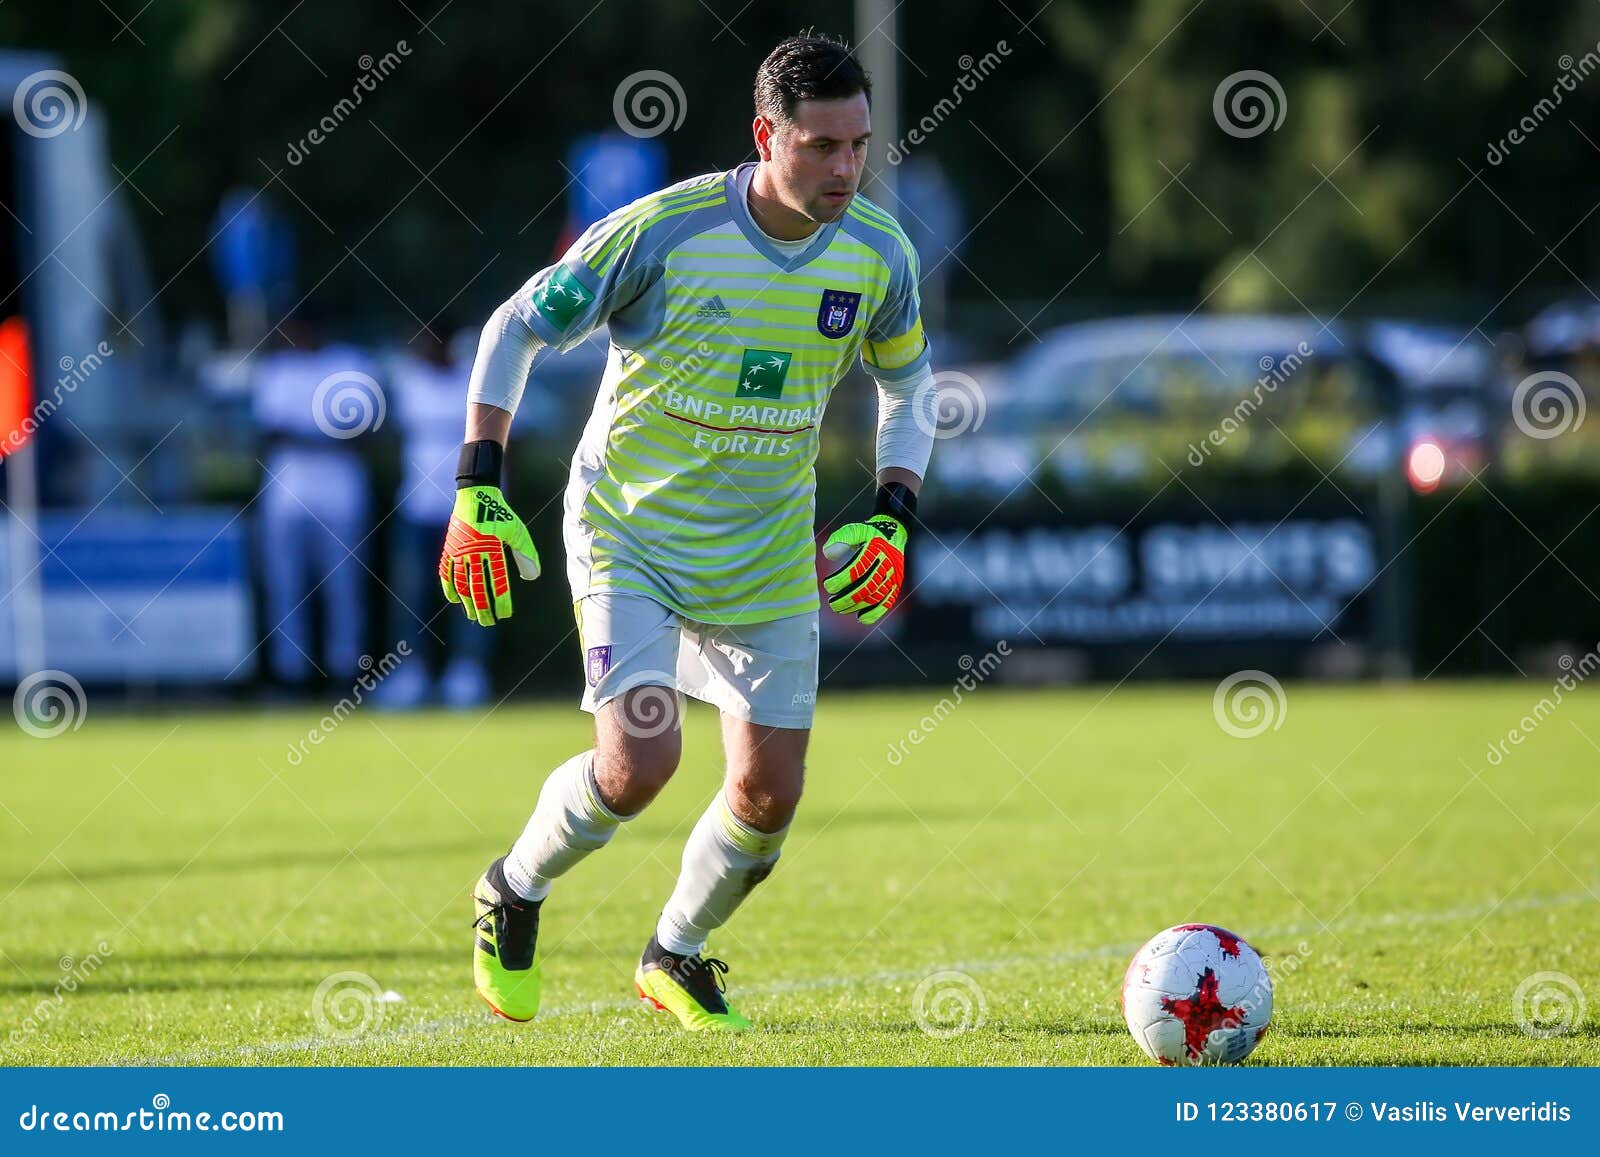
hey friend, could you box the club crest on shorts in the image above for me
[585,645,612,688]
[816,289,861,339]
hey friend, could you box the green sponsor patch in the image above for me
[531,265,594,331]
[736,349,792,400]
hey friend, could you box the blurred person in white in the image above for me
[376,327,493,709]
[251,314,377,689]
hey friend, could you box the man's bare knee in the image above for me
[594,689,682,814]
[721,718,808,832]
[726,762,804,833]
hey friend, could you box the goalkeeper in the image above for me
[445,32,935,1031]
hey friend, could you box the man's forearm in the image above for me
[467,403,514,447]
[878,466,921,495]
[873,369,935,489]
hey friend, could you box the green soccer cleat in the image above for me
[634,934,752,1032]
[471,857,542,1022]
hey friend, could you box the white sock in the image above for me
[503,751,627,902]
[655,793,788,955]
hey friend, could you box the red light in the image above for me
[1407,439,1446,493]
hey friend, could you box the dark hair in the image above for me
[754,31,871,125]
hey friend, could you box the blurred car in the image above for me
[1509,298,1600,477]
[1365,320,1496,489]
[928,314,1402,498]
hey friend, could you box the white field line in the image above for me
[117,886,1596,1066]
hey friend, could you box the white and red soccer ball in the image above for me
[1121,923,1272,1065]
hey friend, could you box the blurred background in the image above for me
[3,0,1600,711]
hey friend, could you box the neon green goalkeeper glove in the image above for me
[438,442,540,626]
[821,483,916,626]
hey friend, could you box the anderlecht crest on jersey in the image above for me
[816,289,861,339]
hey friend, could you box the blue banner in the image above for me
[0,507,254,681]
[2,1067,1594,1151]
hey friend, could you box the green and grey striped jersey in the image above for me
[515,162,931,626]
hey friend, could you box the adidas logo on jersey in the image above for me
[476,494,515,524]
[695,295,732,320]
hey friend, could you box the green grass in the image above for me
[2,682,1597,1066]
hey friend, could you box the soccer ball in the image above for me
[1121,923,1272,1065]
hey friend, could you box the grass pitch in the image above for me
[2,681,1596,1066]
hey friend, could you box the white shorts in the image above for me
[576,592,819,729]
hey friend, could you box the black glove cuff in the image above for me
[872,482,918,532]
[456,440,505,488]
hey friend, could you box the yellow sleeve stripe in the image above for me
[866,318,926,371]
[846,200,916,270]
[580,180,726,268]
[591,193,728,277]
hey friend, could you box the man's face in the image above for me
[755,93,871,224]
